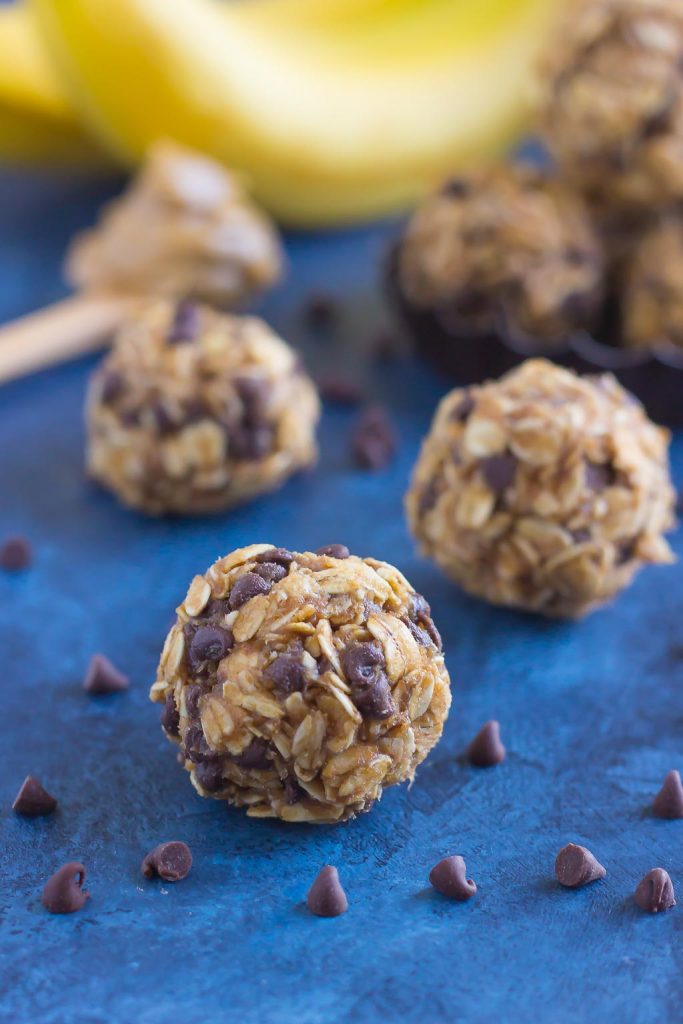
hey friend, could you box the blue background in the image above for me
[0,167,681,1024]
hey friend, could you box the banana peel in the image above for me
[0,4,103,165]
[22,0,558,224]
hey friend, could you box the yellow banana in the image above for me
[0,3,102,165]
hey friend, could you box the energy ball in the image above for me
[621,216,683,348]
[538,0,683,214]
[86,300,320,515]
[150,544,451,823]
[406,359,675,618]
[396,164,604,345]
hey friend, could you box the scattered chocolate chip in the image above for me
[585,460,616,492]
[100,370,123,404]
[450,391,475,422]
[186,625,234,672]
[255,547,295,567]
[306,865,348,917]
[304,292,337,328]
[466,720,505,767]
[652,769,683,819]
[252,562,288,584]
[233,737,272,770]
[429,856,477,901]
[168,300,200,344]
[142,841,193,882]
[555,844,606,888]
[634,868,676,914]
[479,454,516,495]
[161,693,180,736]
[0,535,32,571]
[12,775,57,817]
[229,572,272,610]
[317,375,364,406]
[351,405,397,470]
[316,544,350,559]
[83,654,129,695]
[342,642,396,718]
[284,775,305,804]
[194,760,226,792]
[42,862,89,914]
[265,654,306,697]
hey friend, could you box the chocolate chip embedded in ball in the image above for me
[142,841,193,882]
[265,654,306,697]
[306,865,348,917]
[634,868,676,914]
[341,642,396,719]
[316,544,350,559]
[555,844,606,889]
[42,862,90,914]
[429,856,477,901]
[229,572,272,610]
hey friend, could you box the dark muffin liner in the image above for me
[386,244,683,426]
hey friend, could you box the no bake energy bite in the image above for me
[86,300,320,515]
[406,359,675,618]
[150,544,451,823]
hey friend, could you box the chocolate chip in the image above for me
[265,654,306,697]
[83,654,129,695]
[316,544,350,559]
[555,844,606,888]
[480,454,516,495]
[229,423,274,461]
[252,562,288,584]
[160,693,180,736]
[571,528,591,543]
[404,618,432,647]
[235,376,270,416]
[466,720,506,767]
[652,769,683,819]
[304,292,337,328]
[233,737,272,770]
[0,535,32,571]
[183,723,217,764]
[141,841,193,882]
[410,594,442,649]
[200,597,231,622]
[229,572,272,610]
[42,862,89,914]
[585,460,616,491]
[429,856,477,901]
[184,684,202,720]
[284,775,305,804]
[255,548,295,567]
[634,868,676,914]
[194,760,226,792]
[351,405,397,470]
[168,301,200,344]
[306,865,348,917]
[186,625,234,670]
[342,642,396,718]
[12,775,57,817]
[450,391,475,422]
[316,375,364,406]
[100,370,123,404]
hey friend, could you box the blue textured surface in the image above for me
[0,168,682,1024]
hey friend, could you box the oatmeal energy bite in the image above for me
[406,360,675,618]
[621,216,683,349]
[86,300,320,515]
[151,545,451,823]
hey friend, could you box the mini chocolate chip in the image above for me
[168,301,200,344]
[194,760,226,792]
[233,737,272,770]
[99,370,123,404]
[184,684,203,720]
[466,720,506,767]
[585,460,616,492]
[480,454,516,495]
[555,844,606,888]
[200,597,231,622]
[161,693,180,736]
[351,405,397,470]
[142,841,192,882]
[229,572,272,610]
[252,562,288,584]
[83,654,129,695]
[342,642,395,718]
[12,775,57,817]
[187,626,234,669]
[450,391,475,421]
[571,528,591,543]
[235,376,270,413]
[306,865,348,917]
[316,375,364,406]
[316,544,350,559]
[284,775,305,804]
[183,723,217,764]
[255,548,295,567]
[265,654,306,697]
[429,856,477,901]
[652,769,683,819]
[410,594,442,649]
[342,642,384,682]
[0,535,32,571]
[404,618,432,647]
[634,868,676,914]
[42,862,89,914]
[229,423,274,460]
[304,292,337,328]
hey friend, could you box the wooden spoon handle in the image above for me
[0,293,134,385]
